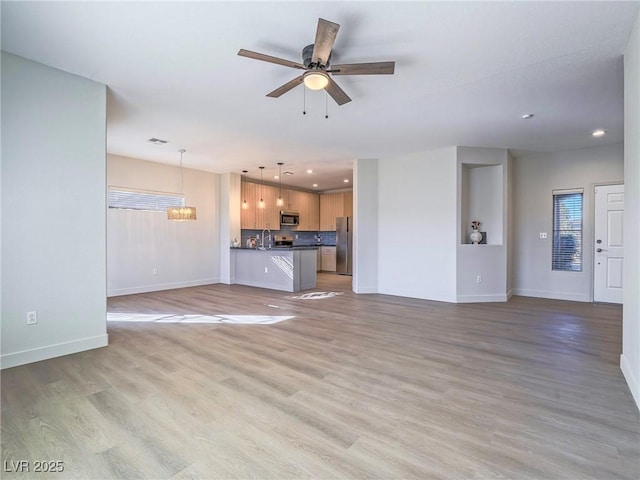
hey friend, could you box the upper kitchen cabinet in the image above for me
[284,190,319,231]
[241,181,279,230]
[241,181,258,229]
[320,192,353,231]
[298,191,319,231]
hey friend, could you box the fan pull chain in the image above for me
[325,91,329,119]
[303,86,306,115]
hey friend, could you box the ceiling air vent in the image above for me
[147,137,169,145]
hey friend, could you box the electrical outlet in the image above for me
[476,275,482,283]
[27,311,38,325]
[264,267,268,274]
[539,232,548,239]
[153,268,158,275]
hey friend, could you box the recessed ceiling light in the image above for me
[273,175,279,179]
[592,129,606,137]
[147,137,169,145]
[521,114,534,119]
[307,169,313,174]
[343,179,350,183]
[312,183,318,187]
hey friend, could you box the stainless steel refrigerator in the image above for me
[336,217,352,275]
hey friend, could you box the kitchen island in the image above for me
[230,247,318,292]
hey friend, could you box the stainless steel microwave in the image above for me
[280,211,299,226]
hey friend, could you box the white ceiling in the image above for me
[2,1,638,191]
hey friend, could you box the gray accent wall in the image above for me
[1,53,108,368]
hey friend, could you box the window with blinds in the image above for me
[552,189,583,272]
[108,187,184,212]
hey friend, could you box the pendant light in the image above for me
[258,166,265,209]
[241,170,249,210]
[167,149,197,221]
[276,162,284,207]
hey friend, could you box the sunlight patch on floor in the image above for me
[292,291,344,300]
[107,313,294,324]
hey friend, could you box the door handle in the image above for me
[597,248,608,253]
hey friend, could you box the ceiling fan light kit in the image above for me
[238,17,395,107]
[303,71,329,90]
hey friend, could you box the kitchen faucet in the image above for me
[261,228,271,249]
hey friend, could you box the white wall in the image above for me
[377,148,458,302]
[1,53,108,368]
[512,143,624,302]
[456,147,510,302]
[353,159,379,294]
[219,173,241,284]
[622,11,640,409]
[107,154,220,296]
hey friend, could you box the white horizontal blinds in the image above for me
[108,187,184,211]
[552,189,583,271]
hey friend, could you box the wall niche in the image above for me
[460,163,504,245]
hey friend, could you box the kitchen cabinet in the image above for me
[261,184,280,230]
[280,189,319,231]
[241,181,279,230]
[296,191,320,231]
[321,246,336,272]
[319,192,352,231]
[241,181,258,229]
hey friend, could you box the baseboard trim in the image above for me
[456,294,509,303]
[1,334,109,370]
[621,354,640,411]
[511,288,590,303]
[353,286,377,294]
[108,277,220,297]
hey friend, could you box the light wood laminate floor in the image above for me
[2,274,638,479]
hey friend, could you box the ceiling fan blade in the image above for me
[266,74,305,98]
[325,77,351,106]
[312,18,340,66]
[330,61,395,75]
[238,49,305,70]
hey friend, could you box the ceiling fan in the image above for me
[238,18,395,106]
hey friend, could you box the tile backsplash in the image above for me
[239,229,336,247]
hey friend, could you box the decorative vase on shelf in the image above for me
[470,229,483,244]
[470,220,483,244]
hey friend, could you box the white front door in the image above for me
[594,184,624,303]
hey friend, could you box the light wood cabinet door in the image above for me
[241,182,280,230]
[343,192,353,217]
[262,184,280,230]
[321,246,337,271]
[241,181,258,229]
[304,192,320,231]
[286,189,301,214]
[320,193,340,231]
[320,192,353,230]
[296,191,319,231]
